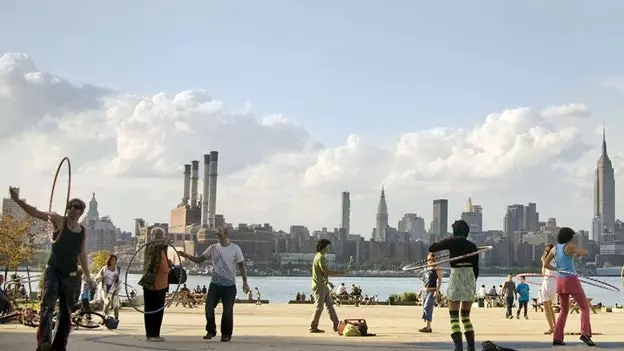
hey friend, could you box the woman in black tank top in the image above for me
[8,187,94,351]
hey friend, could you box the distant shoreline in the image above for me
[4,268,617,278]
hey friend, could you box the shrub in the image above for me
[400,291,418,302]
[388,294,400,305]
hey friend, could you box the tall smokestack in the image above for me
[208,151,218,227]
[190,160,199,207]
[201,154,210,226]
[182,164,191,206]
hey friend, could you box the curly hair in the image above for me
[557,227,575,244]
[106,254,118,267]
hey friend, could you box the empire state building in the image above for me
[593,127,616,242]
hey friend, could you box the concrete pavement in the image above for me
[1,303,623,350]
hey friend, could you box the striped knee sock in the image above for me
[449,310,461,334]
[461,310,475,351]
[461,309,474,332]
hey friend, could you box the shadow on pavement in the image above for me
[2,331,623,351]
[86,334,624,350]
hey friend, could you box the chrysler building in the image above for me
[593,127,615,242]
[374,187,389,241]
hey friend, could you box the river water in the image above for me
[15,273,624,306]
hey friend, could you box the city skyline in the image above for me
[1,3,624,236]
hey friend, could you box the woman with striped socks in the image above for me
[429,220,480,351]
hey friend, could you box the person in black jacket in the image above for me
[429,220,479,351]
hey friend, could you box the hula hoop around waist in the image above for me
[515,271,620,292]
[125,240,183,314]
[48,157,71,244]
[402,246,492,271]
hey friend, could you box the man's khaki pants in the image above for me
[309,284,339,330]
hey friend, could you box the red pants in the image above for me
[553,276,592,341]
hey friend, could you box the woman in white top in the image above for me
[538,244,557,334]
[96,254,121,320]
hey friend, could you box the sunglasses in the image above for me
[67,204,83,210]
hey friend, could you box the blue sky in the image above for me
[1,2,624,233]
[2,1,623,148]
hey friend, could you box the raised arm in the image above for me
[428,236,454,252]
[564,243,587,257]
[177,250,207,264]
[9,187,64,228]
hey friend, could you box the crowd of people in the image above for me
[419,222,595,349]
[2,185,600,349]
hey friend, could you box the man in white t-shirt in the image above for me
[178,228,250,342]
[337,283,347,296]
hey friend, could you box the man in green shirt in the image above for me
[310,239,343,333]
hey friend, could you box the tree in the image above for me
[0,213,35,277]
[89,250,111,274]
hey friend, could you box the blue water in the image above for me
[127,274,623,306]
[15,273,624,306]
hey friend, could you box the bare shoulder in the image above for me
[564,242,577,254]
[48,212,65,227]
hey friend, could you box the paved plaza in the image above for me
[1,304,623,350]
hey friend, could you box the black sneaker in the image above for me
[221,335,231,342]
[203,331,216,340]
[309,328,325,333]
[37,343,53,351]
[553,340,565,346]
[580,335,595,346]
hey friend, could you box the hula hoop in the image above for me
[47,157,71,244]
[124,240,183,314]
[402,246,492,271]
[515,271,620,292]
[402,253,452,272]
[514,273,551,286]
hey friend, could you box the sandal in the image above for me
[418,327,432,333]
[544,329,553,335]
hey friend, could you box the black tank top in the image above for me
[47,221,85,275]
[423,268,438,289]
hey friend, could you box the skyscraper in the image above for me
[374,187,389,241]
[523,202,539,233]
[398,213,426,241]
[432,199,448,238]
[503,204,525,238]
[593,126,616,242]
[341,191,350,235]
[461,197,483,234]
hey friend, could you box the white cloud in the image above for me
[540,103,591,119]
[0,53,617,236]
